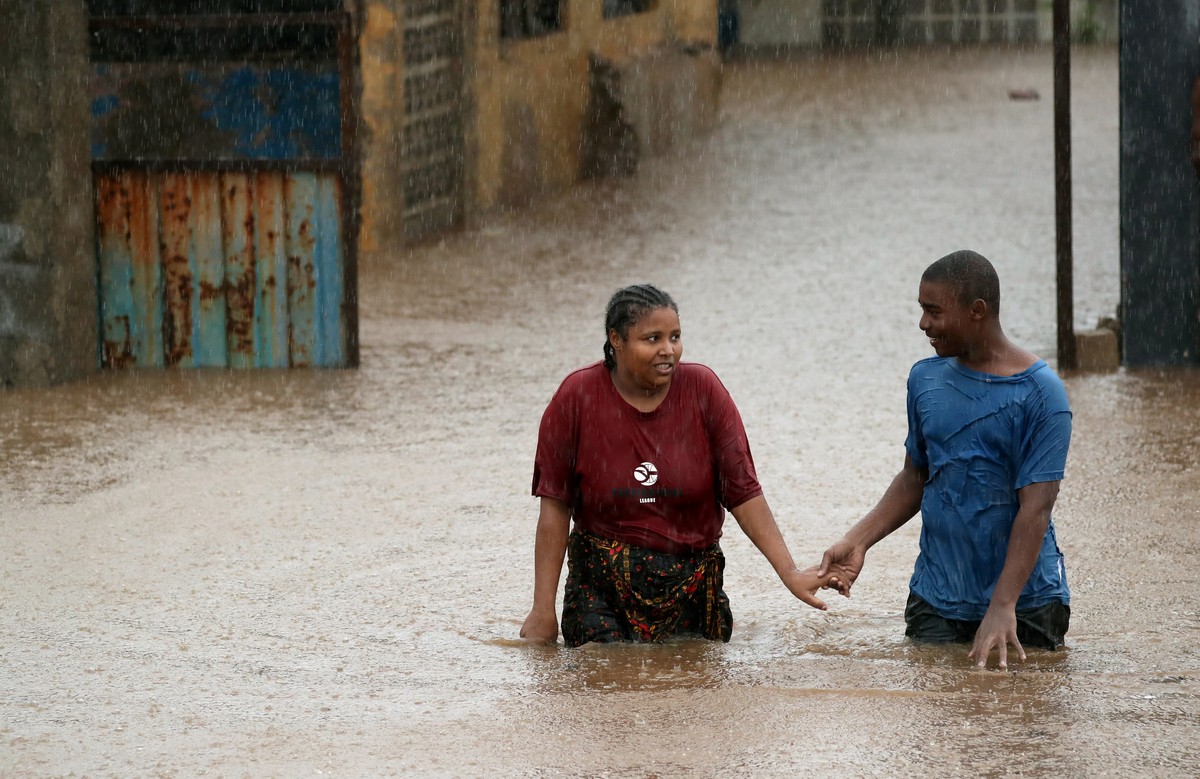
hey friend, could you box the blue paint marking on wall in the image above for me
[91,63,341,162]
[91,94,119,118]
[262,69,341,160]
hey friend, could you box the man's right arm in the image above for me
[818,454,926,590]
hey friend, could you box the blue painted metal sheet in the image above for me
[97,170,166,368]
[159,172,196,366]
[192,173,228,367]
[286,172,319,368]
[253,172,289,368]
[314,175,345,367]
[95,169,349,369]
[96,174,137,368]
[127,171,165,367]
[220,173,256,369]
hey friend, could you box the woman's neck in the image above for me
[610,367,670,412]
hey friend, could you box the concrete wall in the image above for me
[357,3,408,253]
[1119,0,1200,366]
[350,0,715,242]
[0,2,97,388]
[470,0,719,213]
[737,0,822,48]
[354,1,718,245]
[727,0,1119,48]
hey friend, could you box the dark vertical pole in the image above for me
[1054,0,1076,369]
[338,12,361,368]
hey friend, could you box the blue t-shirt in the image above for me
[905,356,1072,620]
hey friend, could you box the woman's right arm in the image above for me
[520,497,571,643]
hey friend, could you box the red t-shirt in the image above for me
[532,361,762,553]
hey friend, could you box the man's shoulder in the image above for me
[1027,360,1064,386]
[1026,362,1071,411]
[908,355,951,379]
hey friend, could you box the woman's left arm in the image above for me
[731,494,838,610]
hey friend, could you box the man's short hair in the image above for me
[921,250,1001,312]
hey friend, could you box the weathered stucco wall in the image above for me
[354,1,720,243]
[472,17,588,210]
[357,2,406,253]
[471,0,720,213]
[0,1,97,388]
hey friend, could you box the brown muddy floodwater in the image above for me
[3,46,1199,777]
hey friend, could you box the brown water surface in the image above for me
[3,46,1199,776]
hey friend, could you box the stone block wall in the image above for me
[0,2,97,387]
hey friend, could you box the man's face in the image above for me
[918,280,972,358]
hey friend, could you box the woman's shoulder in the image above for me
[678,361,726,385]
[563,360,607,382]
[675,362,734,402]
[677,361,719,378]
[551,361,609,398]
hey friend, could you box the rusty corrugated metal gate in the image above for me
[88,1,359,369]
[403,0,464,241]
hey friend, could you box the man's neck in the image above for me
[958,330,1038,376]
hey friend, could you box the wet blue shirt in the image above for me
[905,356,1072,621]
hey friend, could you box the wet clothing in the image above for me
[905,356,1072,622]
[904,592,1070,650]
[533,361,758,645]
[533,361,761,554]
[561,529,732,647]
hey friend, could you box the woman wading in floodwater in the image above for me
[520,284,844,646]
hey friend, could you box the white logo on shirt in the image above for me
[633,461,658,486]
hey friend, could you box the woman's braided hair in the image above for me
[602,284,678,371]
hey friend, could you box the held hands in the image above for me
[968,604,1026,670]
[779,534,864,610]
[817,538,866,595]
[782,564,854,610]
[519,608,559,645]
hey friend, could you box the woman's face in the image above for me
[610,306,682,393]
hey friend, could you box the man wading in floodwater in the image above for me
[818,250,1072,669]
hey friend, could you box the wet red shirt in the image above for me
[532,361,762,553]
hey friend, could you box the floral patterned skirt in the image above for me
[561,528,733,648]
